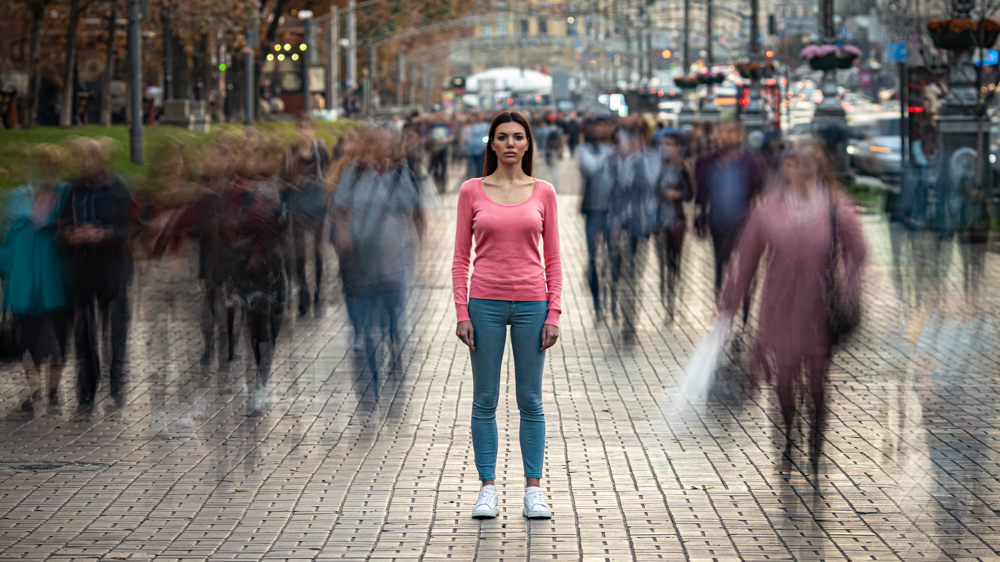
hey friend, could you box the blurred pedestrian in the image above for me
[655,131,693,320]
[280,114,331,316]
[695,121,764,319]
[466,112,490,180]
[0,145,71,412]
[453,111,562,520]
[333,128,425,374]
[425,116,453,194]
[607,117,658,339]
[232,132,287,414]
[172,135,242,365]
[60,137,135,411]
[578,116,616,318]
[719,146,866,449]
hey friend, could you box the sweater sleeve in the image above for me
[542,185,563,326]
[719,202,764,314]
[452,183,474,323]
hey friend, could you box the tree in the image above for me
[15,0,55,129]
[100,0,119,127]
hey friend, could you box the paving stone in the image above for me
[0,159,996,560]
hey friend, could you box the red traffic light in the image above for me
[507,98,514,104]
[765,50,775,58]
[661,49,672,59]
[739,97,749,106]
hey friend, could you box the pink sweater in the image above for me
[452,178,563,326]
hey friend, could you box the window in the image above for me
[497,16,507,35]
[482,24,493,36]
[538,17,548,34]
[521,19,529,35]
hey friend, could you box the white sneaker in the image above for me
[522,487,551,519]
[471,485,500,519]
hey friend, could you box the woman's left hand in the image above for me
[540,324,559,351]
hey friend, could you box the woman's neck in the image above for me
[490,162,527,183]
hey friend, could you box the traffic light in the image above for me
[661,49,672,59]
[451,76,466,93]
[765,49,775,59]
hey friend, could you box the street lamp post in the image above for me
[326,7,339,114]
[677,0,698,127]
[128,0,143,166]
[741,0,766,144]
[935,0,991,229]
[245,27,255,125]
[347,0,357,88]
[813,0,850,175]
[700,0,721,121]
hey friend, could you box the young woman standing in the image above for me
[452,111,562,520]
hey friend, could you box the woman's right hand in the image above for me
[456,321,475,351]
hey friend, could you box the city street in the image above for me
[0,157,997,561]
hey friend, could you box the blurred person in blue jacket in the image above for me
[0,145,72,413]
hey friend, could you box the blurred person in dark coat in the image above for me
[60,137,135,411]
[232,132,288,414]
[280,114,331,316]
[654,131,693,320]
[695,121,764,313]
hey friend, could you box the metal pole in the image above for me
[161,5,172,100]
[683,0,690,73]
[128,0,143,166]
[326,7,338,113]
[366,43,376,113]
[245,27,254,124]
[347,0,357,88]
[899,62,907,171]
[397,53,404,107]
[409,62,416,107]
[303,18,312,113]
[706,0,713,67]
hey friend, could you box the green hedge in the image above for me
[0,120,354,192]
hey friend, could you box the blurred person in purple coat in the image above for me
[719,145,866,451]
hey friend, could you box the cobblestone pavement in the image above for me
[0,157,999,561]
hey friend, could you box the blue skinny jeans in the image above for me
[467,298,548,481]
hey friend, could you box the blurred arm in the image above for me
[719,205,764,314]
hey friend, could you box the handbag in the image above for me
[0,310,21,363]
[825,195,861,345]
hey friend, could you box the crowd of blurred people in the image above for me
[576,113,868,454]
[0,105,993,453]
[0,115,428,416]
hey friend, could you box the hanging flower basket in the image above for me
[697,72,726,85]
[927,18,1000,50]
[674,77,700,89]
[801,44,862,71]
[837,45,863,68]
[734,61,776,80]
[809,54,839,70]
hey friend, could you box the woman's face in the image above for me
[782,156,805,187]
[492,122,530,168]
[662,138,682,160]
[783,154,818,192]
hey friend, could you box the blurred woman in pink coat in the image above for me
[720,145,866,448]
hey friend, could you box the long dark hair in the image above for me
[484,111,533,177]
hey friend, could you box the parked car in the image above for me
[848,116,903,182]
